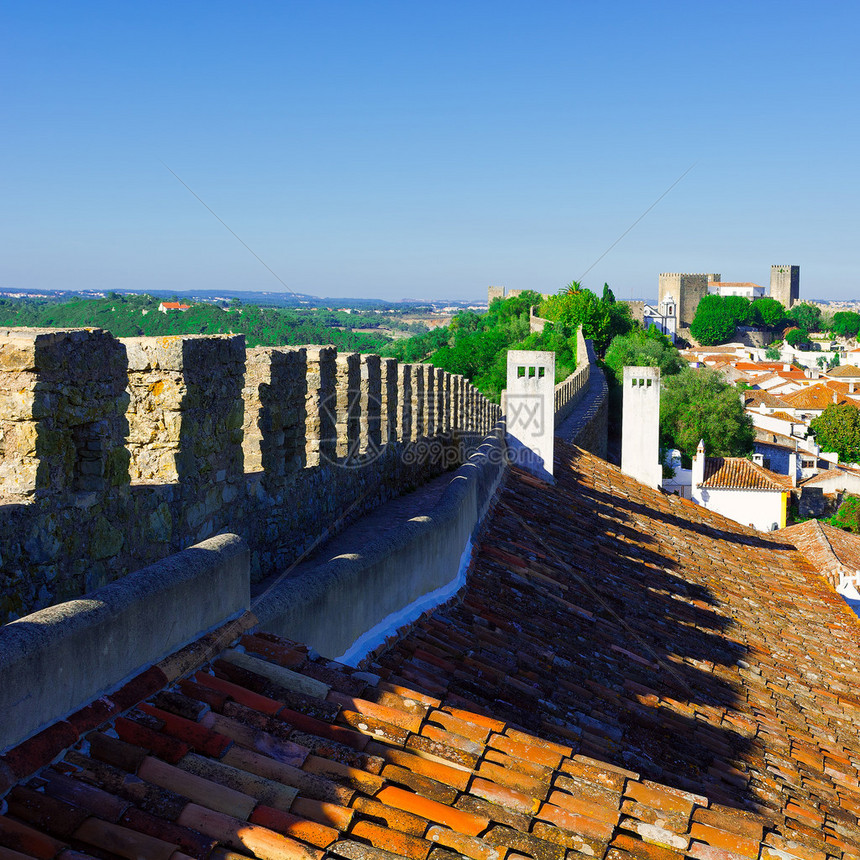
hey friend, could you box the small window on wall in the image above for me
[528,367,536,378]
[538,367,545,378]
[517,366,526,378]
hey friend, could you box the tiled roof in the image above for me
[767,411,797,423]
[711,282,763,288]
[826,365,860,378]
[744,390,790,410]
[778,519,860,589]
[800,467,860,487]
[734,362,797,374]
[700,456,793,490]
[4,445,860,856]
[783,384,851,410]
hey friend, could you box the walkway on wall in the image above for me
[250,468,456,600]
[555,355,608,446]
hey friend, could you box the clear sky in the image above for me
[2,1,858,302]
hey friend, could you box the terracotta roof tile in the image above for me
[700,456,793,490]
[783,383,853,410]
[8,443,860,858]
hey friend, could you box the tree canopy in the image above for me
[0,294,395,351]
[690,295,742,346]
[660,368,755,459]
[603,326,686,385]
[833,311,860,338]
[810,403,860,464]
[538,285,633,353]
[750,297,787,328]
[787,302,822,332]
[785,327,810,348]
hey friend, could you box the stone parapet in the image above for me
[0,330,500,623]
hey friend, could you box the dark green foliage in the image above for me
[690,295,742,346]
[832,311,860,338]
[831,495,860,533]
[785,327,810,348]
[750,297,787,328]
[0,295,393,352]
[403,290,577,403]
[765,346,781,360]
[810,403,860,463]
[660,368,755,459]
[788,302,822,332]
[538,286,633,353]
[603,326,686,385]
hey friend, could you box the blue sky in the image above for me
[2,1,858,301]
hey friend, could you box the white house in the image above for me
[662,449,693,499]
[691,441,791,532]
[709,281,767,299]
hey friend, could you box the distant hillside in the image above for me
[0,294,399,351]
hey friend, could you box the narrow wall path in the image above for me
[250,468,456,600]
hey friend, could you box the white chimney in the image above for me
[692,439,706,490]
[789,451,799,487]
[752,453,764,466]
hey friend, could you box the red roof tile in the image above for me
[6,443,860,858]
[700,457,792,491]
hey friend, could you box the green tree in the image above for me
[788,302,821,332]
[765,346,781,360]
[660,368,755,459]
[832,311,860,338]
[539,284,630,353]
[602,283,616,304]
[751,297,787,328]
[786,327,810,348]
[810,402,860,463]
[831,495,860,533]
[690,295,738,346]
[603,326,686,385]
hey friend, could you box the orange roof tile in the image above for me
[783,383,852,410]
[700,456,793,491]
[5,445,860,857]
[744,390,789,410]
[827,365,860,378]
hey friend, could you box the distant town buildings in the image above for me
[157,301,191,313]
[657,265,800,333]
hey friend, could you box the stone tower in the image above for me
[487,286,505,305]
[770,265,799,308]
[658,273,718,329]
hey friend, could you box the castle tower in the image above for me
[487,286,505,305]
[621,366,662,488]
[770,265,799,308]
[658,273,716,329]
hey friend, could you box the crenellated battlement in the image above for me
[0,329,502,622]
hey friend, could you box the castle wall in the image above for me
[0,329,502,624]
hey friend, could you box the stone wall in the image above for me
[555,337,608,459]
[0,329,501,623]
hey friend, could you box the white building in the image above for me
[642,295,677,342]
[691,441,791,532]
[662,449,693,499]
[709,281,767,299]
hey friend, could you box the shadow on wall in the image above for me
[0,329,501,623]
